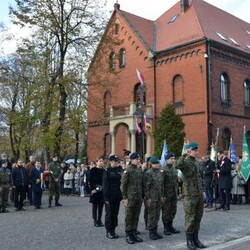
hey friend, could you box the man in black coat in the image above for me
[202,155,215,208]
[216,151,232,211]
[103,155,123,239]
[30,160,44,209]
[12,159,29,211]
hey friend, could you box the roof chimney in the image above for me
[180,0,190,13]
[114,0,120,10]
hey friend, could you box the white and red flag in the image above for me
[136,68,145,85]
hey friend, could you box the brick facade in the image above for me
[87,1,250,162]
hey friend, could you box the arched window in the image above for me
[119,48,126,68]
[104,133,111,158]
[222,128,231,151]
[173,75,184,104]
[109,52,115,70]
[220,73,230,102]
[243,79,250,106]
[104,91,111,116]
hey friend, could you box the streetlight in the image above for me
[133,84,146,162]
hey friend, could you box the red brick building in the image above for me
[87,0,250,162]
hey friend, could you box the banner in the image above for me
[160,140,167,167]
[241,129,250,181]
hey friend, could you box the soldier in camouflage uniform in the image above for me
[144,156,164,240]
[0,160,12,213]
[48,155,63,207]
[161,152,180,235]
[175,142,206,250]
[120,152,143,244]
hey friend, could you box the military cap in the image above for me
[187,142,199,150]
[129,152,140,160]
[149,155,160,164]
[165,152,175,160]
[109,154,119,162]
[52,154,58,158]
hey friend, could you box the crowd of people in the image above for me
[0,143,249,250]
[0,153,92,212]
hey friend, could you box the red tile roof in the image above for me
[119,0,250,54]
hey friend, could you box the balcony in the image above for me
[110,103,154,118]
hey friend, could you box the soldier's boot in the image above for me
[163,223,171,235]
[149,229,158,240]
[193,231,206,248]
[1,207,9,213]
[48,200,52,208]
[132,230,143,242]
[186,233,196,250]
[55,201,62,206]
[169,222,180,234]
[98,220,104,227]
[154,228,163,239]
[94,220,99,227]
[125,231,135,244]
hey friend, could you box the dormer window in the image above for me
[215,32,228,41]
[168,14,179,24]
[228,37,240,46]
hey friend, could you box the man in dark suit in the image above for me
[30,160,44,209]
[216,151,232,211]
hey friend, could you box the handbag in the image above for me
[65,180,70,186]
[237,176,245,186]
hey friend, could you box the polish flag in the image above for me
[136,68,145,85]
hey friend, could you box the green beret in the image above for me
[150,155,160,164]
[187,142,199,150]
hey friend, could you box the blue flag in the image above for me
[229,142,237,164]
[160,140,168,167]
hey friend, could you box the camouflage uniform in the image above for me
[175,153,205,249]
[175,154,203,232]
[0,167,11,212]
[48,161,62,206]
[161,164,179,233]
[144,168,164,230]
[120,163,142,238]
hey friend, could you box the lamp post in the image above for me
[133,84,146,162]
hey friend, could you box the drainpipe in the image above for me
[153,55,157,141]
[206,38,212,151]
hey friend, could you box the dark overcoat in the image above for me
[217,157,232,189]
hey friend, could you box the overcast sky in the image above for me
[1,0,250,54]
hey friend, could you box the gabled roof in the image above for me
[117,0,250,54]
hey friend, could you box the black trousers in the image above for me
[92,203,104,222]
[219,188,231,208]
[33,191,43,206]
[105,199,121,232]
[15,186,26,209]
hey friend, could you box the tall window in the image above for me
[220,73,230,102]
[243,79,250,106]
[104,133,111,157]
[173,75,184,104]
[109,52,115,70]
[119,48,126,68]
[104,91,111,116]
[222,128,231,151]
